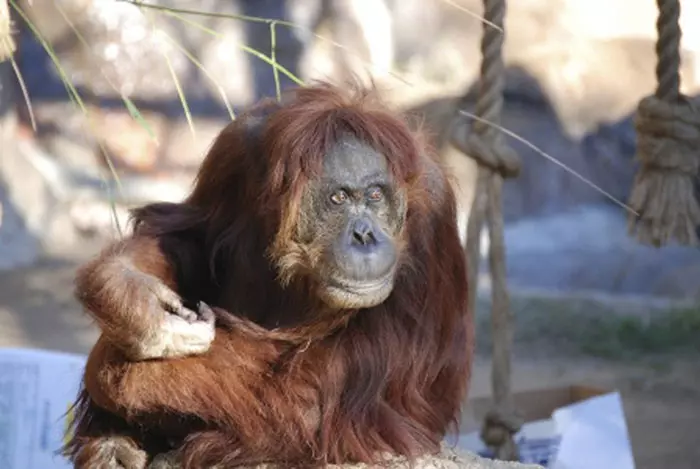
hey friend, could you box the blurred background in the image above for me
[0,1,699,468]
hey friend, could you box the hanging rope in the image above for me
[0,0,15,62]
[628,0,700,247]
[450,0,522,462]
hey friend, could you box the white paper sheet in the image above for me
[0,348,86,469]
[550,392,635,469]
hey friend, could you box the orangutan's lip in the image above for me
[328,272,394,294]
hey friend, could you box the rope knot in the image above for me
[450,126,521,178]
[634,95,700,173]
[480,408,524,461]
[628,94,700,246]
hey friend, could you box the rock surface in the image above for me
[285,448,542,469]
[146,446,541,469]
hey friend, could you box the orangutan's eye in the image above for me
[330,190,348,205]
[367,187,383,202]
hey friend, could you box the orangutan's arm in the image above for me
[75,235,215,361]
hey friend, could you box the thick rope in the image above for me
[450,0,522,462]
[0,0,15,62]
[627,0,700,247]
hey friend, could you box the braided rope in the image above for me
[0,0,15,62]
[472,0,506,139]
[627,0,700,246]
[655,0,681,101]
[451,0,522,461]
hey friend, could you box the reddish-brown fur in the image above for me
[65,82,473,468]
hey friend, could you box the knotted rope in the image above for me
[0,0,15,62]
[450,0,522,462]
[628,0,700,246]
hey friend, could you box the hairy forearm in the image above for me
[75,236,179,354]
[84,325,278,422]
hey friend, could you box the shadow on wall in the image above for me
[410,65,640,223]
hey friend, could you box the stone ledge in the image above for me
[323,448,542,469]
[147,447,542,469]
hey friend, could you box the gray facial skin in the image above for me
[297,136,407,309]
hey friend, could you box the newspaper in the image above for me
[0,348,86,469]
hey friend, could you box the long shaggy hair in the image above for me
[64,80,473,469]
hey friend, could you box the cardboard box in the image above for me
[451,386,635,468]
[463,385,611,426]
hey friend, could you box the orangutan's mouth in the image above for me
[328,271,394,295]
[317,270,396,310]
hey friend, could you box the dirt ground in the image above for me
[0,248,698,469]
